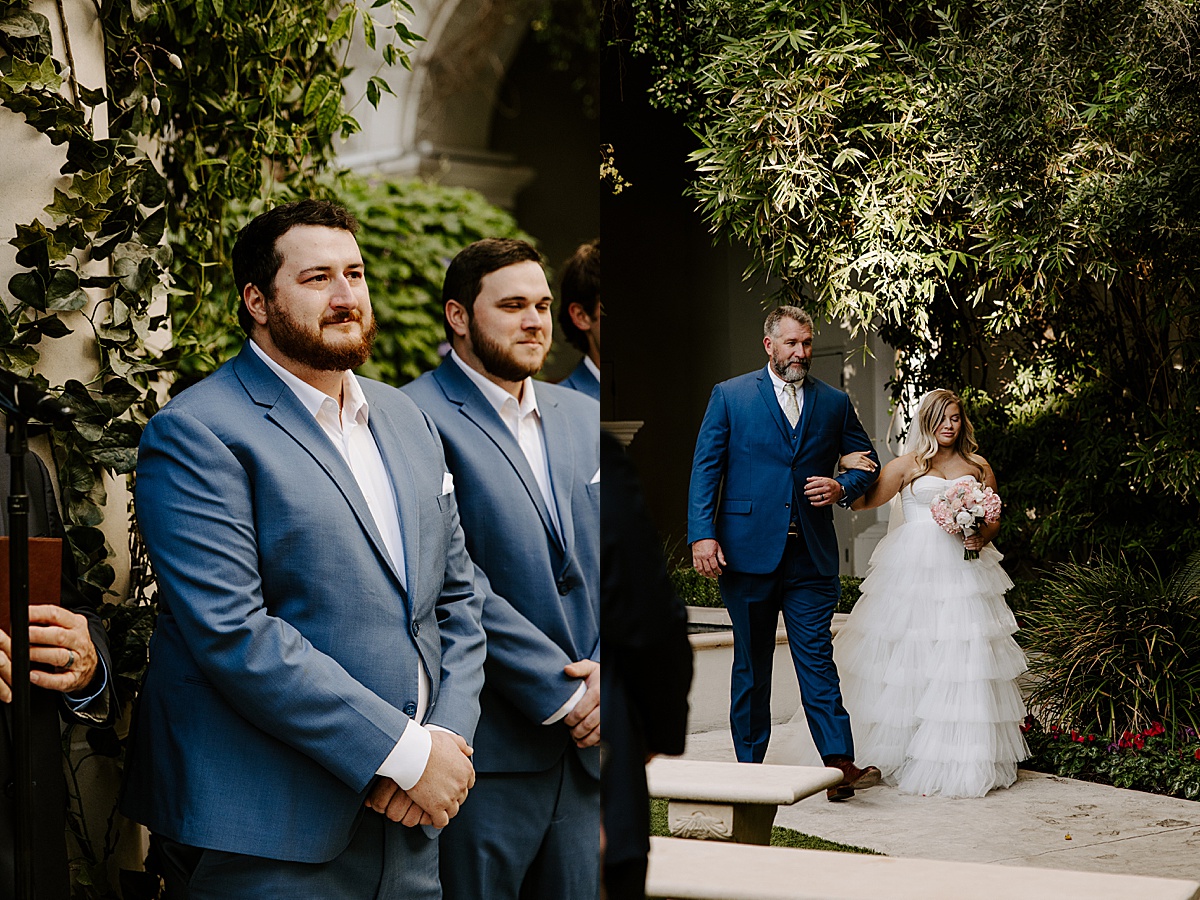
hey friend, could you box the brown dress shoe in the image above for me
[824,758,881,801]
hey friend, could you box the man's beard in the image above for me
[469,315,547,382]
[267,300,377,371]
[771,353,809,383]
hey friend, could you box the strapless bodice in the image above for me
[901,474,978,524]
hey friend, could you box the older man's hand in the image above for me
[0,605,99,702]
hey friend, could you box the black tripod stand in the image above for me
[0,370,74,900]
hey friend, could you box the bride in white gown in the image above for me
[772,389,1028,798]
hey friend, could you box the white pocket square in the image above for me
[589,468,600,485]
[441,472,455,495]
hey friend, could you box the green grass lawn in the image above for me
[649,799,882,854]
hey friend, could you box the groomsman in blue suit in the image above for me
[688,306,881,800]
[556,239,601,401]
[404,239,600,899]
[124,200,486,898]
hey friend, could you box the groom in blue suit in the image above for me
[688,306,881,799]
[404,239,600,899]
[123,200,485,897]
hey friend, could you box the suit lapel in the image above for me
[434,361,565,552]
[535,383,575,558]
[793,377,818,457]
[364,402,421,596]
[756,367,792,445]
[233,346,409,598]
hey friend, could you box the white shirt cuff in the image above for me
[375,718,433,791]
[542,682,587,725]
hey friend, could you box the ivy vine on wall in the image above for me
[0,0,419,611]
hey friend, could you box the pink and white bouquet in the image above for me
[930,478,1002,560]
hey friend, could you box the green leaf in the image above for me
[70,170,113,205]
[72,421,105,442]
[138,207,167,244]
[304,74,334,116]
[131,0,155,22]
[44,267,80,303]
[0,10,49,40]
[8,271,46,310]
[328,5,355,44]
[315,90,342,135]
[17,314,72,340]
[11,222,51,271]
[362,14,377,50]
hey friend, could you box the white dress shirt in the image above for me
[448,351,586,723]
[449,350,562,537]
[582,355,600,383]
[250,340,434,790]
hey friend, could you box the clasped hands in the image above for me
[367,656,601,827]
[367,730,475,828]
[0,605,99,703]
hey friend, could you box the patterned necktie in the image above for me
[782,382,800,428]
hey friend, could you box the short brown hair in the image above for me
[441,239,543,343]
[557,239,599,353]
[232,199,359,333]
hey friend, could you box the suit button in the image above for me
[403,702,417,717]
[557,580,570,596]
[4,781,12,799]
[411,621,420,637]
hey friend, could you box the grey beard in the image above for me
[772,358,809,383]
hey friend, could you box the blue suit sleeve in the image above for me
[136,408,411,792]
[471,562,583,725]
[688,384,730,544]
[834,395,879,505]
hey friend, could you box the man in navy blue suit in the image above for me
[405,239,599,899]
[688,306,881,800]
[556,239,601,401]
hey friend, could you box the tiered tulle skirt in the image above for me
[834,520,1029,798]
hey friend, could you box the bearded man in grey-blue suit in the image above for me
[123,200,485,899]
[688,306,881,801]
[404,239,600,900]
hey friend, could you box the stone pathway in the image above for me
[682,728,1200,883]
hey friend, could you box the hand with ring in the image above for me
[804,476,843,508]
[0,605,99,702]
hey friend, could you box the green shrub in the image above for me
[667,563,864,614]
[669,565,723,608]
[1021,717,1200,801]
[1022,550,1200,742]
[837,576,862,614]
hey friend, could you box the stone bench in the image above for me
[644,837,1200,900]
[646,758,843,845]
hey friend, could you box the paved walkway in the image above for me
[681,728,1200,883]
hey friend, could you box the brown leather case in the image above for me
[0,537,63,634]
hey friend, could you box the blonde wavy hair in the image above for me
[908,389,987,483]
